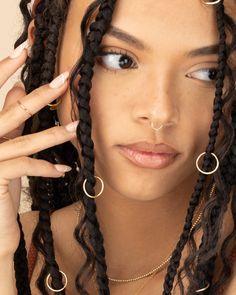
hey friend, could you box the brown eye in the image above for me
[97,51,137,71]
[187,68,218,82]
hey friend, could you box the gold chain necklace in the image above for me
[108,183,215,283]
[76,183,215,293]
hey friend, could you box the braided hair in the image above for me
[13,0,236,294]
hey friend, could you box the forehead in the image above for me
[110,1,219,49]
[73,1,221,40]
[68,0,234,53]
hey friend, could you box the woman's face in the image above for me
[55,0,227,201]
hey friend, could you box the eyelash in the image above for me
[96,48,138,72]
[96,48,218,83]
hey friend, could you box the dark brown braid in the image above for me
[29,1,71,293]
[69,2,117,293]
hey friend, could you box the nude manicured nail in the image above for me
[9,39,30,59]
[54,165,72,172]
[49,71,70,89]
[65,120,79,132]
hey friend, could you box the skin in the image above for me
[25,0,235,293]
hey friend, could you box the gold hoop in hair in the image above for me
[196,152,219,175]
[83,176,104,199]
[46,270,68,292]
[195,282,210,293]
[201,0,221,5]
[47,98,62,110]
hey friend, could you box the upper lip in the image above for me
[119,141,179,154]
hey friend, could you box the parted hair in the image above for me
[12,0,236,294]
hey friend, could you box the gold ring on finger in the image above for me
[17,100,33,117]
[47,98,62,110]
[2,136,12,140]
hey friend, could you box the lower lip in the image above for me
[118,146,178,169]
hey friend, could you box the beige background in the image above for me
[0,1,32,213]
[0,0,23,108]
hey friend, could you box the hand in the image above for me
[0,42,78,257]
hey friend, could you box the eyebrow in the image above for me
[106,25,222,57]
[106,25,147,50]
[187,44,219,57]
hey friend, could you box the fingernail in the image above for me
[54,165,72,172]
[65,120,79,132]
[9,39,30,59]
[49,71,70,89]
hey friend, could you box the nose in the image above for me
[132,75,179,129]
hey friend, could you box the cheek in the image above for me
[89,71,131,141]
[183,95,214,155]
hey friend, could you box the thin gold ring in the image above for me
[201,0,221,4]
[47,98,62,110]
[2,136,12,141]
[17,100,33,117]
[195,282,210,293]
[196,152,219,175]
[83,176,104,199]
[46,270,68,292]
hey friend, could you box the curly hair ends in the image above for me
[12,0,236,294]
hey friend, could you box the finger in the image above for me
[0,157,71,180]
[8,178,21,214]
[0,71,70,137]
[1,82,26,139]
[0,122,79,162]
[0,40,29,88]
[3,82,25,108]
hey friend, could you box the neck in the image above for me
[94,173,203,281]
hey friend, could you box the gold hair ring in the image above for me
[196,282,210,293]
[201,0,221,5]
[83,176,104,198]
[196,152,219,175]
[46,270,68,292]
[17,100,33,117]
